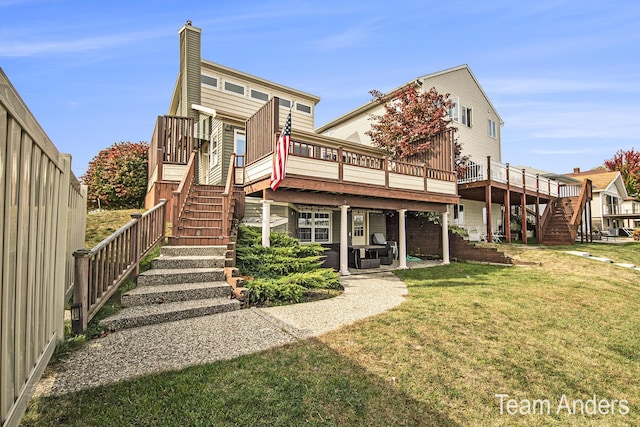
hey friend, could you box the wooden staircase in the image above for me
[539,198,576,245]
[539,179,592,246]
[169,184,236,246]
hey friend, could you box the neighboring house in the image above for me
[316,65,590,244]
[146,22,460,273]
[566,168,638,234]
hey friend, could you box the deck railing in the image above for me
[458,157,561,196]
[148,115,195,185]
[72,200,167,333]
[172,151,197,237]
[285,135,457,183]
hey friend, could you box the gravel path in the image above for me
[36,267,420,397]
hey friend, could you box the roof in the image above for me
[565,170,621,192]
[511,165,581,184]
[316,64,502,133]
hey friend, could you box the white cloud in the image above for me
[0,29,170,57]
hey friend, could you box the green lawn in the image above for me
[23,243,639,426]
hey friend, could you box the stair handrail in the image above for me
[72,199,167,333]
[222,153,238,238]
[172,150,197,237]
[570,178,592,227]
[539,197,556,237]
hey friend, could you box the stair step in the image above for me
[161,245,227,257]
[152,255,225,269]
[101,298,241,331]
[122,282,233,306]
[167,236,230,246]
[137,268,225,286]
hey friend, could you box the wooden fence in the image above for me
[72,200,167,333]
[1,68,87,427]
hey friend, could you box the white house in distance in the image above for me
[566,168,639,235]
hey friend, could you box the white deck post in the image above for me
[442,210,450,265]
[398,209,408,269]
[339,205,350,275]
[261,199,273,247]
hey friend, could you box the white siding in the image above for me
[427,179,456,195]
[342,165,385,185]
[200,66,316,132]
[389,173,423,191]
[163,164,187,181]
[324,66,502,165]
[288,157,339,179]
[245,156,272,182]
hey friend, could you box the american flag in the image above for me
[270,111,291,191]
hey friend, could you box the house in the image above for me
[316,65,592,245]
[146,22,460,274]
[566,168,639,235]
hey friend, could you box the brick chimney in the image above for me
[573,167,580,173]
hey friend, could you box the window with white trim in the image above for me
[296,102,312,114]
[461,105,472,127]
[448,97,472,127]
[201,75,218,88]
[224,81,245,96]
[250,89,269,101]
[279,98,291,108]
[298,211,331,243]
[488,119,497,138]
[234,130,245,166]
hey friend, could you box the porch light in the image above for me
[71,303,83,334]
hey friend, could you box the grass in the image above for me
[84,208,144,248]
[23,243,639,426]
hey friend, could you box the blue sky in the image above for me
[1,0,639,178]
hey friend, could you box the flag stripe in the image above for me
[270,112,291,191]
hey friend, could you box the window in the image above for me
[234,130,246,166]
[250,89,269,101]
[448,97,472,127]
[296,102,312,114]
[461,106,472,127]
[453,205,464,225]
[224,81,245,95]
[448,97,459,122]
[201,75,218,88]
[279,98,291,108]
[298,211,331,243]
[488,119,497,138]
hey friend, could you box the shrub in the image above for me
[82,141,149,210]
[236,226,341,305]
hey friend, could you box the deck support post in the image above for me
[442,210,450,265]
[398,209,408,269]
[261,199,272,247]
[339,205,350,276]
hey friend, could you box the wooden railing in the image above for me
[72,200,167,333]
[570,179,592,231]
[172,151,197,237]
[148,115,195,186]
[459,156,561,196]
[286,136,457,183]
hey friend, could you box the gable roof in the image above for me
[316,64,502,133]
[565,170,624,193]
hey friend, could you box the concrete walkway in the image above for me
[35,266,428,397]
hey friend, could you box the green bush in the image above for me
[237,226,340,305]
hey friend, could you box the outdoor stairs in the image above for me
[540,198,577,246]
[168,184,235,247]
[101,245,240,332]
